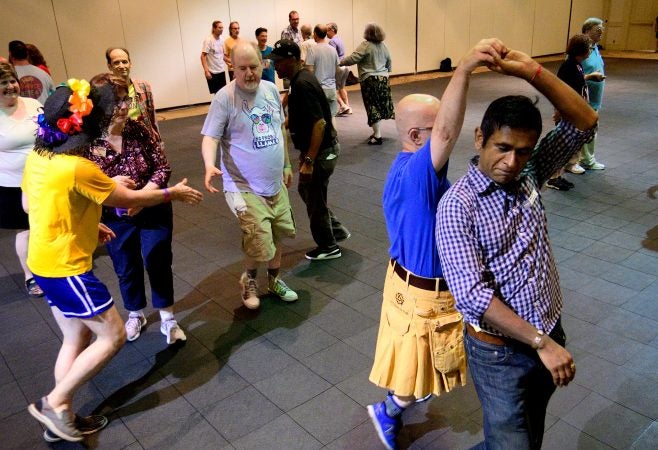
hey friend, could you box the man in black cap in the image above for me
[271,39,349,260]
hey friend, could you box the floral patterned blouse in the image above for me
[84,120,170,189]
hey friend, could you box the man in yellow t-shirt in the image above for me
[24,84,203,443]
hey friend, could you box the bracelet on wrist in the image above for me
[531,329,545,350]
[529,64,543,83]
[163,188,171,202]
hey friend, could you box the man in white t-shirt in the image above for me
[200,20,227,94]
[305,24,340,117]
[201,41,297,310]
[8,40,53,105]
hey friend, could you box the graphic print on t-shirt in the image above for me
[19,76,44,100]
[242,100,279,150]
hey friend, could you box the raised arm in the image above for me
[430,38,508,171]
[490,50,598,131]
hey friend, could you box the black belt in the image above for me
[390,259,448,291]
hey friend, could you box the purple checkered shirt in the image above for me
[436,120,595,336]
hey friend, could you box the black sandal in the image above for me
[26,278,45,298]
[367,136,383,145]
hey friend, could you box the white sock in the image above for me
[129,310,145,318]
[159,309,174,322]
[372,121,382,138]
[392,394,415,409]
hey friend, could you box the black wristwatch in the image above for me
[304,156,314,165]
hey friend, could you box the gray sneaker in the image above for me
[44,414,109,442]
[28,397,82,442]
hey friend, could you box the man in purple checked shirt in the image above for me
[436,41,598,449]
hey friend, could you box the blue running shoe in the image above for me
[367,400,401,450]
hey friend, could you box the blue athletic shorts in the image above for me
[33,271,114,318]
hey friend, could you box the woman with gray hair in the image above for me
[340,23,395,145]
[0,62,44,297]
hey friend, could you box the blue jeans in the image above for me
[103,203,174,311]
[466,320,566,450]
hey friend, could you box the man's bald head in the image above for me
[301,24,313,40]
[231,41,262,93]
[396,94,441,152]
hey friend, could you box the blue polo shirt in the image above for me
[383,139,450,278]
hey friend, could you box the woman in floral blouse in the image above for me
[84,73,186,345]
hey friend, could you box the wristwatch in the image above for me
[303,156,314,165]
[531,330,545,349]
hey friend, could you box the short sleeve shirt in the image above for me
[201,81,285,196]
[202,35,226,73]
[22,152,116,276]
[384,140,450,278]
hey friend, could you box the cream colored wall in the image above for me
[416,0,571,72]
[1,0,654,110]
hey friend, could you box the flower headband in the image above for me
[36,79,94,145]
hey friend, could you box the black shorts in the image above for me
[0,186,29,229]
[207,72,228,94]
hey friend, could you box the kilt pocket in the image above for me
[385,292,414,336]
[430,312,466,374]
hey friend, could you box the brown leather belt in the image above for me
[466,323,508,346]
[390,259,448,291]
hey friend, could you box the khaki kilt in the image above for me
[369,261,467,398]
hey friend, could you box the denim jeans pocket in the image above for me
[430,312,466,374]
[465,333,510,364]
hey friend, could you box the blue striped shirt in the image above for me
[436,120,595,335]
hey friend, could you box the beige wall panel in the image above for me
[627,24,654,48]
[470,0,497,45]
[314,0,356,55]
[470,0,534,56]
[532,0,571,55]
[352,0,387,51]
[351,0,414,75]
[417,0,447,72]
[53,0,124,82]
[629,0,654,21]
[118,0,188,109]
[508,0,536,54]
[569,0,606,36]
[227,0,276,45]
[178,0,230,104]
[385,0,417,75]
[609,0,627,21]
[0,0,67,84]
[445,0,471,62]
[273,0,308,40]
[606,25,627,47]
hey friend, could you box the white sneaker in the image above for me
[160,319,186,345]
[268,276,298,302]
[565,163,585,174]
[125,314,147,342]
[583,161,605,170]
[239,272,260,309]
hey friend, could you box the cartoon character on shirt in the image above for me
[242,100,278,149]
